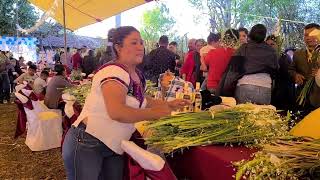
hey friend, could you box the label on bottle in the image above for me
[194,93,202,112]
[183,94,191,112]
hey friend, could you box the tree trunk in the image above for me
[222,0,232,28]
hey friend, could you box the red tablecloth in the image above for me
[167,145,257,180]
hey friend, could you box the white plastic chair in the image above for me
[15,89,63,151]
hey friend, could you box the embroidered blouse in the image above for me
[73,63,147,154]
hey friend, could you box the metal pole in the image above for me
[115,13,121,28]
[63,0,67,65]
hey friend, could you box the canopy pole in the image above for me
[63,0,67,65]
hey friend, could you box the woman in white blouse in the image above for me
[62,26,189,180]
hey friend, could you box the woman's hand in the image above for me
[312,68,319,77]
[294,73,305,85]
[150,104,172,119]
[168,99,191,111]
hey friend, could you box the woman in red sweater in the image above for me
[204,29,239,93]
[180,39,206,85]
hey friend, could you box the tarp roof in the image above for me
[29,0,154,30]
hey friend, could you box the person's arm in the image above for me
[102,81,172,123]
[145,96,166,108]
[14,73,25,84]
[64,78,74,88]
[269,51,279,71]
[180,53,192,77]
[288,53,305,85]
[288,56,297,79]
[315,69,320,87]
[169,52,176,72]
[200,50,208,72]
[204,52,211,66]
[145,96,189,110]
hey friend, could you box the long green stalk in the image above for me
[235,139,320,179]
[144,103,289,153]
[297,78,315,106]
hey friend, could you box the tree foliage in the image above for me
[30,21,65,38]
[0,0,38,36]
[140,3,175,52]
[188,0,320,48]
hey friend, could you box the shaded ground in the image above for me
[0,103,65,180]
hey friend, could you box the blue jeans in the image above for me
[200,77,208,90]
[235,84,271,105]
[62,123,124,180]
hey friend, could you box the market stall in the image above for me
[59,72,293,179]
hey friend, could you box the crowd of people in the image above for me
[1,23,320,113]
[1,22,320,179]
[60,23,320,179]
[140,23,320,115]
[0,39,115,106]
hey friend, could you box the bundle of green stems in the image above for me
[144,104,290,153]
[235,139,320,180]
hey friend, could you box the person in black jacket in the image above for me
[266,35,296,110]
[144,35,177,83]
[0,51,11,103]
[82,50,96,76]
[234,24,279,105]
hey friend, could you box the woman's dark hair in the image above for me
[88,50,94,56]
[304,23,320,30]
[266,35,277,42]
[195,39,206,45]
[249,24,267,43]
[239,27,249,35]
[169,41,178,46]
[207,32,221,44]
[54,64,65,75]
[112,26,139,57]
[27,61,33,66]
[28,64,37,71]
[108,28,116,42]
[223,29,239,45]
[159,35,169,45]
[41,70,49,77]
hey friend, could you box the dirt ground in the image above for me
[0,103,65,180]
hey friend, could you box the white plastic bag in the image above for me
[121,140,165,171]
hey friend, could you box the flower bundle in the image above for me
[297,49,320,106]
[70,69,83,81]
[297,78,315,106]
[144,104,290,153]
[234,139,320,180]
[145,80,157,97]
[63,83,91,106]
